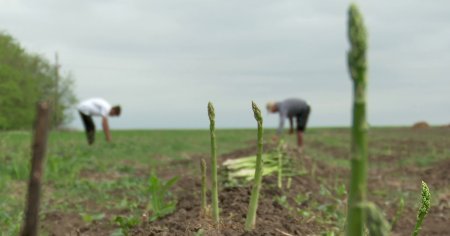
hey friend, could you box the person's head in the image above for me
[109,105,121,116]
[266,101,278,113]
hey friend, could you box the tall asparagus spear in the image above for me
[245,101,264,231]
[208,102,220,224]
[200,159,208,216]
[412,181,431,236]
[346,4,369,236]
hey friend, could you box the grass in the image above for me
[0,127,448,234]
[0,129,261,234]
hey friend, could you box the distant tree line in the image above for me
[0,31,77,130]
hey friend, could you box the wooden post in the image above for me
[21,102,51,236]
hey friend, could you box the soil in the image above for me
[412,121,430,129]
[41,137,450,235]
[128,145,449,235]
[130,146,329,236]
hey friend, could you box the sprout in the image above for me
[412,181,431,236]
[245,101,264,231]
[277,139,285,189]
[362,202,390,236]
[391,196,404,230]
[346,4,369,236]
[200,159,207,216]
[207,102,219,224]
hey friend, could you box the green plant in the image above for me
[244,101,264,231]
[412,181,431,236]
[362,202,390,236]
[346,4,369,236]
[286,177,292,189]
[147,174,179,221]
[274,195,291,211]
[0,211,22,236]
[208,102,220,224]
[391,196,404,230]
[222,154,285,183]
[112,215,140,236]
[277,139,285,189]
[80,212,105,224]
[200,159,208,216]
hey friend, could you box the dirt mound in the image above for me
[412,121,430,129]
[130,146,330,235]
[131,178,322,235]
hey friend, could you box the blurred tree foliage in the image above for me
[0,32,77,129]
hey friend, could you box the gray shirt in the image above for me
[276,98,309,134]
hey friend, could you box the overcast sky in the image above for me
[1,0,449,129]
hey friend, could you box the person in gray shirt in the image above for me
[266,98,311,147]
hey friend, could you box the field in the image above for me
[1,127,449,235]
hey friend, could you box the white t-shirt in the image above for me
[77,98,112,117]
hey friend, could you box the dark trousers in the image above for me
[79,112,95,145]
[296,105,311,132]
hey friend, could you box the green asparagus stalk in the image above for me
[277,140,284,189]
[286,177,292,189]
[412,181,431,236]
[346,4,369,236]
[245,101,264,231]
[391,196,404,230]
[362,202,390,236]
[200,159,207,216]
[208,102,220,224]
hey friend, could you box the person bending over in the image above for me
[266,98,311,147]
[77,98,121,145]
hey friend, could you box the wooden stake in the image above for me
[21,102,51,236]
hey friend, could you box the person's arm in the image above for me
[277,112,285,135]
[102,116,112,142]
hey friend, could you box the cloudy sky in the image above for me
[1,0,449,129]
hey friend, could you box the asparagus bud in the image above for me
[412,181,431,236]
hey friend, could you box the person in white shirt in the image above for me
[77,98,121,145]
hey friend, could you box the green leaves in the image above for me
[0,32,77,129]
[112,215,140,236]
[80,212,105,224]
[147,174,179,221]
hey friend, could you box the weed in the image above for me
[112,215,140,236]
[147,174,179,221]
[80,212,105,224]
